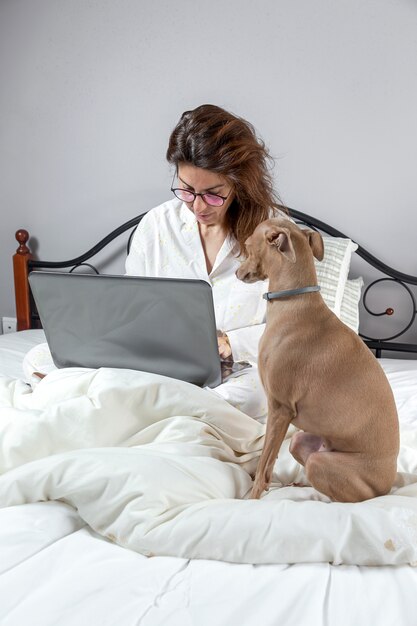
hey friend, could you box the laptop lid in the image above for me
[28,272,222,388]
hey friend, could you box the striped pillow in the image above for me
[314,237,358,316]
[340,277,363,333]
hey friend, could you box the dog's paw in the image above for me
[250,481,268,499]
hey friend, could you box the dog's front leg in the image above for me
[251,403,294,499]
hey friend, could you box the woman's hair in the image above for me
[166,104,285,255]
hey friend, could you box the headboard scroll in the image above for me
[361,278,416,342]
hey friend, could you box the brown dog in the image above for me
[236,217,399,502]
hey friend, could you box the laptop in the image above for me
[28,271,250,388]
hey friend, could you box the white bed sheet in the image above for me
[0,329,46,379]
[1,330,417,625]
[1,502,417,626]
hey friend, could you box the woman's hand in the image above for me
[217,334,232,360]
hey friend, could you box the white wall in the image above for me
[1,0,416,339]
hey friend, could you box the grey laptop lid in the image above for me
[28,271,222,388]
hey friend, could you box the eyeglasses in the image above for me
[171,175,231,207]
[171,187,231,207]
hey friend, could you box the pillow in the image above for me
[314,237,358,316]
[339,277,364,333]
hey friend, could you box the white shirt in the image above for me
[125,198,268,363]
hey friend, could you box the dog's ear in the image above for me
[265,227,296,263]
[303,229,324,261]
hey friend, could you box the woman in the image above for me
[125,104,283,419]
[24,104,283,421]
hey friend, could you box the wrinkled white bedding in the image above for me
[1,361,417,566]
[0,329,46,379]
[2,502,417,626]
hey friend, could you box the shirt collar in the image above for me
[179,201,197,226]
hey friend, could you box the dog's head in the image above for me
[236,217,324,283]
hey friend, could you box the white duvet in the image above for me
[1,364,417,566]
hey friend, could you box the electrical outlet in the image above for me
[2,317,17,334]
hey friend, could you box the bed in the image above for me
[2,208,417,625]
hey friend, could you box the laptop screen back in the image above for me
[28,272,222,388]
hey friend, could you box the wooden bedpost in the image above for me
[13,229,33,331]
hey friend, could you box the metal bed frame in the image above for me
[13,208,417,357]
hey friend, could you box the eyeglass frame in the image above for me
[170,173,232,207]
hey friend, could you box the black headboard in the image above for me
[16,208,417,357]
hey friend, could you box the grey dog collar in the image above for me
[263,285,321,301]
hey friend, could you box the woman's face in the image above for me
[176,163,235,228]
